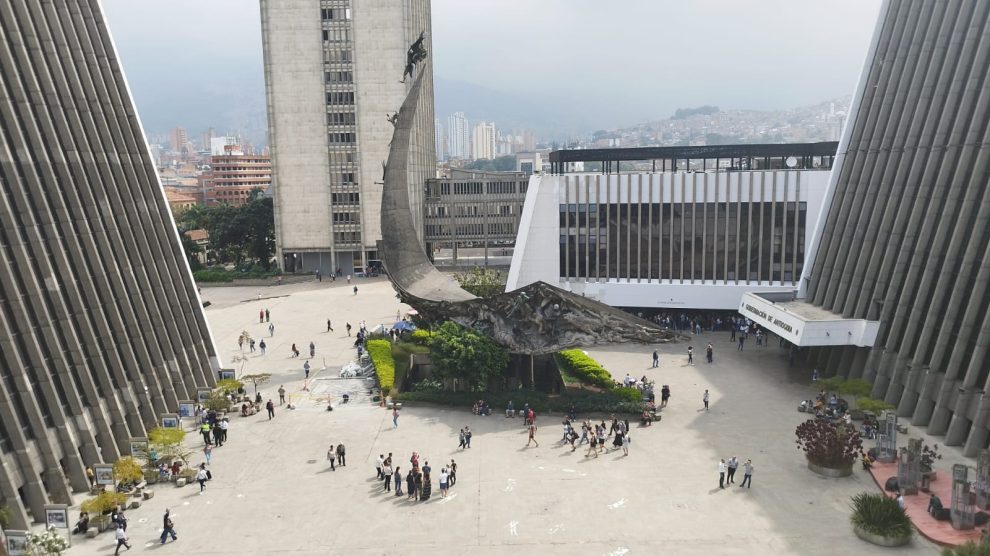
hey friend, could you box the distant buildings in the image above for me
[200,146,272,207]
[170,125,188,157]
[261,0,436,274]
[447,111,470,159]
[434,118,445,161]
[472,121,495,160]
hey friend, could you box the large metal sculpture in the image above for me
[380,38,681,355]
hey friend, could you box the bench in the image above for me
[176,478,187,487]
[143,490,155,500]
[85,527,98,538]
[129,500,141,509]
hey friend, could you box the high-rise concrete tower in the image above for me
[261,0,437,274]
[447,111,469,159]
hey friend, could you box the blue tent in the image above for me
[391,320,415,332]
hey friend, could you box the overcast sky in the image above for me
[102,0,882,136]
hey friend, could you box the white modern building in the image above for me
[447,111,470,159]
[472,121,496,160]
[260,0,436,274]
[506,143,838,310]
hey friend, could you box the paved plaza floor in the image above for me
[67,278,942,555]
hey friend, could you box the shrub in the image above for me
[0,504,10,529]
[856,398,895,413]
[429,321,509,391]
[203,391,232,413]
[838,379,873,399]
[819,376,846,393]
[410,329,433,345]
[850,492,912,539]
[795,419,863,469]
[25,526,70,555]
[921,444,942,473]
[367,339,395,393]
[147,427,191,465]
[943,541,990,556]
[193,269,234,283]
[394,388,642,415]
[113,457,143,484]
[612,386,644,403]
[80,491,129,515]
[556,350,615,390]
[214,378,243,394]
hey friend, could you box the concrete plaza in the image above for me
[67,278,941,555]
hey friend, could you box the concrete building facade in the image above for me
[261,0,436,275]
[201,149,273,207]
[0,0,219,527]
[799,0,990,456]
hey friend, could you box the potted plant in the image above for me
[850,492,912,547]
[921,444,942,481]
[80,491,129,532]
[795,418,863,477]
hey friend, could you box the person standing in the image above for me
[200,422,212,446]
[259,310,264,324]
[727,456,738,484]
[346,323,352,336]
[740,459,753,488]
[718,459,726,489]
[737,334,745,350]
[327,445,336,471]
[327,319,334,332]
[249,339,256,353]
[269,323,275,337]
[353,285,358,295]
[266,399,275,420]
[309,341,316,358]
[652,350,659,368]
[219,418,228,444]
[278,385,286,405]
[304,360,311,379]
[86,466,95,488]
[407,471,417,500]
[114,524,131,555]
[203,444,213,464]
[376,454,385,479]
[336,443,346,467]
[383,461,393,492]
[687,346,694,365]
[259,339,266,355]
[265,309,270,322]
[661,385,671,408]
[160,509,177,544]
[706,343,714,363]
[703,389,710,411]
[465,426,473,448]
[458,428,466,449]
[439,467,449,498]
[393,407,400,428]
[237,336,244,352]
[526,423,539,447]
[449,459,457,487]
[622,432,630,456]
[394,467,403,496]
[730,324,736,343]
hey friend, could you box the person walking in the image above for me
[326,445,336,471]
[336,443,346,466]
[449,459,457,487]
[309,341,316,358]
[730,324,737,342]
[393,407,400,428]
[290,343,298,358]
[458,428,466,449]
[652,349,659,368]
[203,444,212,464]
[718,459,726,489]
[394,467,403,496]
[661,385,671,408]
[622,432,630,456]
[200,422,212,446]
[353,285,358,295]
[259,339,266,355]
[737,334,745,350]
[269,323,275,337]
[114,524,131,554]
[219,418,228,443]
[249,339,256,353]
[376,454,385,479]
[160,509,177,544]
[327,319,334,332]
[278,385,286,405]
[259,310,264,324]
[740,460,753,488]
[526,423,539,447]
[265,309,270,322]
[266,399,275,420]
[727,456,738,484]
[465,426,473,448]
[383,461,393,492]
[687,346,694,365]
[703,389,710,411]
[346,323,352,336]
[196,464,209,493]
[304,360,311,379]
[706,343,714,363]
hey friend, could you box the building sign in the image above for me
[741,302,797,336]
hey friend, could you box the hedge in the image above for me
[394,389,642,415]
[366,339,395,393]
[410,329,433,345]
[193,269,234,283]
[556,349,615,389]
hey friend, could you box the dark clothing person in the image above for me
[160,511,177,544]
[336,444,346,466]
[266,400,275,420]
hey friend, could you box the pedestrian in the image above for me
[346,323,352,336]
[269,323,275,337]
[309,341,315,357]
[160,510,177,544]
[290,343,298,358]
[407,470,416,500]
[219,418,228,443]
[706,343,713,363]
[740,459,753,488]
[449,459,457,486]
[703,389,710,411]
[200,422,212,446]
[266,399,275,420]
[114,524,131,555]
[336,443,346,466]
[458,428,466,449]
[238,336,244,351]
[327,319,334,332]
[317,270,322,282]
[86,466,95,488]
[265,309,270,322]
[327,445,336,471]
[652,349,659,368]
[304,360,311,379]
[259,339,266,355]
[465,426,472,448]
[393,407,400,428]
[687,346,694,365]
[730,325,736,342]
[394,467,403,496]
[738,334,745,350]
[376,454,384,479]
[204,444,213,465]
[196,464,209,493]
[727,456,738,484]
[718,458,726,489]
[661,385,671,408]
[278,385,286,405]
[249,339,256,352]
[622,432,630,456]
[439,467,449,498]
[347,274,352,284]
[812,368,820,382]
[526,423,539,447]
[212,423,222,447]
[353,285,358,295]
[383,461,393,491]
[259,310,264,324]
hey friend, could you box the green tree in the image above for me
[429,321,509,391]
[463,155,516,172]
[179,231,204,271]
[453,267,504,297]
[241,373,272,394]
[112,457,143,484]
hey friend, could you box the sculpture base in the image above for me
[808,461,853,478]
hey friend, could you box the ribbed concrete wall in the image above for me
[805,0,990,455]
[0,0,219,527]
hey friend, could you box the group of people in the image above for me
[718,456,754,489]
[365,451,459,502]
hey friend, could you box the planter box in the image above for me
[853,525,910,547]
[808,461,853,478]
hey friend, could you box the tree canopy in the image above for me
[176,196,275,268]
[428,321,509,391]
